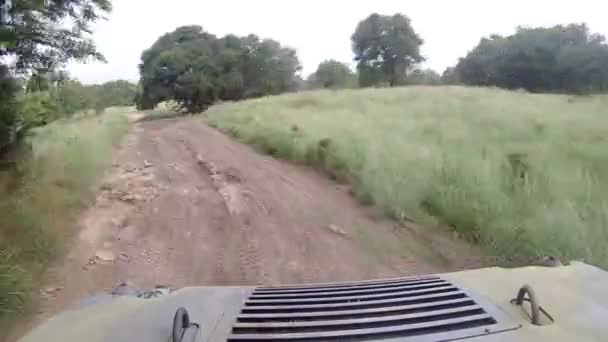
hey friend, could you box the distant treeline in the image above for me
[309,17,608,94]
[447,24,608,94]
[1,69,136,152]
[137,16,608,113]
[23,72,136,124]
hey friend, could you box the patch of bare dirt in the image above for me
[21,116,479,337]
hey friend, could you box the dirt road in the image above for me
[30,116,477,330]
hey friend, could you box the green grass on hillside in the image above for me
[207,86,608,268]
[0,109,129,325]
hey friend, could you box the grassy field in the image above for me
[207,86,608,268]
[0,108,130,325]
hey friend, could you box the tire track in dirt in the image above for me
[183,139,268,285]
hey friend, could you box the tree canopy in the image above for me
[406,68,441,85]
[310,60,356,89]
[453,24,608,93]
[0,66,20,150]
[95,80,137,108]
[1,0,111,72]
[137,26,301,112]
[352,13,424,87]
[20,72,137,128]
[1,0,111,151]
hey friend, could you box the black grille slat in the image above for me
[227,314,496,341]
[229,276,519,341]
[246,286,457,306]
[237,298,477,323]
[233,306,487,333]
[250,280,449,299]
[242,292,468,313]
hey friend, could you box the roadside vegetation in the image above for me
[0,0,131,325]
[207,86,608,268]
[0,109,129,324]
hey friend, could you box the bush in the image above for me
[19,92,60,128]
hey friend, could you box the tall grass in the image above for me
[207,86,608,268]
[0,109,129,326]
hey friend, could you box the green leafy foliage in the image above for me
[406,69,441,85]
[352,13,424,87]
[18,72,137,130]
[137,26,301,113]
[0,0,112,151]
[19,91,60,128]
[0,1,126,322]
[94,80,138,109]
[1,0,111,72]
[310,60,357,89]
[454,24,608,93]
[0,112,129,324]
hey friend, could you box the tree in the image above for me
[312,60,356,89]
[406,68,441,85]
[0,66,20,152]
[0,0,111,151]
[20,72,96,128]
[95,80,138,108]
[137,26,301,112]
[138,26,219,112]
[440,67,459,85]
[19,74,136,129]
[238,35,301,98]
[453,24,608,93]
[26,73,51,93]
[352,13,424,87]
[1,0,111,72]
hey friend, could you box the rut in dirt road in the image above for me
[37,116,478,323]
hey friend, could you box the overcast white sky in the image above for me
[68,0,608,84]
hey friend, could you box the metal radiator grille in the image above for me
[228,276,518,341]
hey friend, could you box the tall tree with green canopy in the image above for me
[239,34,301,97]
[312,60,356,89]
[352,13,424,87]
[1,0,111,72]
[95,80,138,108]
[137,26,301,112]
[138,25,220,112]
[0,0,112,150]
